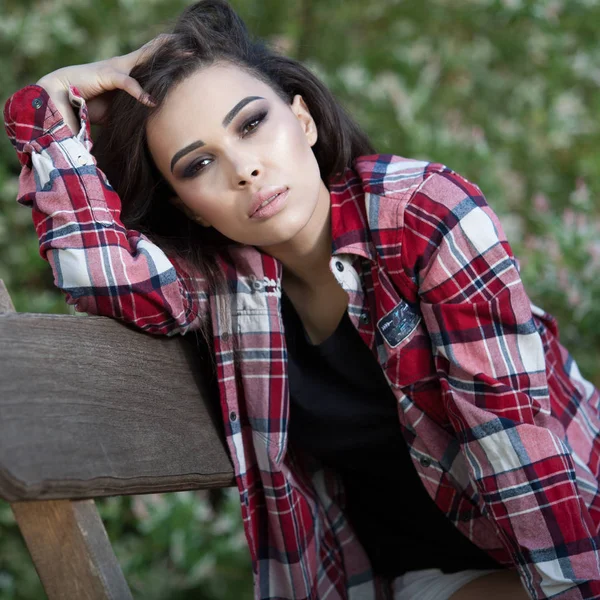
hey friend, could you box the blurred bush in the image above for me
[0,490,253,599]
[1,0,599,598]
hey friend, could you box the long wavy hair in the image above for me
[93,0,374,341]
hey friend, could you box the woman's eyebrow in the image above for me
[171,140,205,173]
[170,96,265,173]
[221,96,264,127]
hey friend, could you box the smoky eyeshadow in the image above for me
[178,105,270,179]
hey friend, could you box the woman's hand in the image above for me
[36,35,168,132]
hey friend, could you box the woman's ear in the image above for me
[291,95,318,147]
[169,196,211,227]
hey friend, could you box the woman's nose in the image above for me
[228,152,261,187]
[237,167,260,187]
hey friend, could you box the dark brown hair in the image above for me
[93,0,373,338]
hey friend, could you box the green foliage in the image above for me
[99,491,253,600]
[0,503,43,599]
[1,0,599,597]
[0,490,253,600]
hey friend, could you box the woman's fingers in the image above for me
[36,34,169,126]
[108,70,154,106]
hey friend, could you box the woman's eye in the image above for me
[184,158,211,178]
[181,111,267,178]
[243,120,260,135]
[241,111,267,137]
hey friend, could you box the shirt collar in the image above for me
[329,165,376,261]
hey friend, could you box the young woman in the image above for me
[4,2,600,599]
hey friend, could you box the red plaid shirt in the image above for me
[5,84,600,600]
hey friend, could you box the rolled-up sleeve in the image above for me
[4,85,206,336]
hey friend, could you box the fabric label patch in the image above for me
[377,300,421,348]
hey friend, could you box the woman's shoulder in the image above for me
[352,153,486,218]
[352,153,444,198]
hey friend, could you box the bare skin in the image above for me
[284,272,349,344]
[144,63,348,338]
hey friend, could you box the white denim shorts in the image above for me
[392,567,500,600]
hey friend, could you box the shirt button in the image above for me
[229,411,237,421]
[32,98,43,109]
[221,332,230,342]
[335,261,344,272]
[359,313,370,324]
[77,155,86,165]
[420,457,432,468]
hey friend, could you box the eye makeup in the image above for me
[240,110,268,137]
[180,108,269,179]
[170,96,267,174]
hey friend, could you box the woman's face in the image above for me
[146,62,326,248]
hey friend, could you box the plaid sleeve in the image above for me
[403,170,600,599]
[3,85,206,336]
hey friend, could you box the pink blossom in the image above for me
[545,237,561,261]
[588,241,600,267]
[571,177,590,207]
[558,267,570,289]
[563,208,576,229]
[567,286,582,308]
[533,193,549,213]
[471,126,485,143]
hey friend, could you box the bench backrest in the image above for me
[0,280,234,599]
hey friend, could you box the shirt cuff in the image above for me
[3,84,91,168]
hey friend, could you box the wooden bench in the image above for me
[0,279,235,599]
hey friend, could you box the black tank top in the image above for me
[281,291,501,577]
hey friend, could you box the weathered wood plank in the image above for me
[12,499,133,600]
[2,282,134,599]
[0,312,234,502]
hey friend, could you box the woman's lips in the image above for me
[249,188,290,219]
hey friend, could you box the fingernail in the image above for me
[142,93,156,107]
